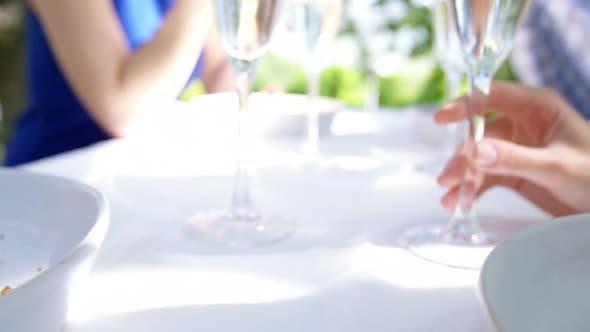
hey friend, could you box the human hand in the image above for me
[436,80,590,217]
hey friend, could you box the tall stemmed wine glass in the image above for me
[402,0,531,269]
[416,0,466,173]
[188,0,293,247]
[433,0,466,105]
[288,0,342,156]
[347,0,387,113]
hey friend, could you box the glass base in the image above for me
[401,224,500,270]
[186,209,294,248]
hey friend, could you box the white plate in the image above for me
[0,169,109,332]
[480,213,590,331]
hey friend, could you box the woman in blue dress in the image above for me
[5,0,233,166]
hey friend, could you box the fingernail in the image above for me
[435,104,454,116]
[441,194,454,210]
[441,195,450,208]
[475,142,498,166]
[440,101,457,110]
[437,174,453,187]
[435,102,459,121]
[433,113,445,123]
[437,175,446,186]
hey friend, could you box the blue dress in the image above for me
[5,0,204,166]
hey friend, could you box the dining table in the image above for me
[20,94,550,332]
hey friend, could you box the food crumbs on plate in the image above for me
[37,267,43,273]
[1,286,11,295]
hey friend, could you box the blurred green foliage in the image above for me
[178,80,206,102]
[339,0,434,76]
[185,0,518,108]
[0,0,25,162]
[380,0,434,57]
[184,52,517,109]
[496,60,518,82]
[183,53,450,107]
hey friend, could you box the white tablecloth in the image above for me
[21,99,549,332]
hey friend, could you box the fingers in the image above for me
[438,137,567,211]
[441,138,560,185]
[438,150,485,190]
[434,80,562,126]
[434,97,468,124]
[437,155,463,188]
[440,166,579,217]
[484,116,512,141]
[513,180,579,217]
[473,138,561,184]
[441,185,460,210]
[486,81,559,120]
[439,154,485,211]
[441,182,479,211]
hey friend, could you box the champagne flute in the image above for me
[416,0,466,173]
[432,0,465,104]
[188,0,293,247]
[347,0,386,113]
[402,0,531,269]
[289,0,342,156]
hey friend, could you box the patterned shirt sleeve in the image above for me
[510,0,590,118]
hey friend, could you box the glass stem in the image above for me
[232,68,255,218]
[305,69,321,154]
[445,73,491,243]
[365,71,379,112]
[444,68,463,153]
[445,68,463,102]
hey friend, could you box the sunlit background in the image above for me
[0,0,518,163]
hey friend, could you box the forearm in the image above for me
[112,0,213,135]
[201,22,236,93]
[31,0,213,137]
[548,144,590,215]
[203,60,235,93]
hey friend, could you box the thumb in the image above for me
[473,138,559,184]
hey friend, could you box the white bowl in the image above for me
[0,169,109,332]
[480,214,590,331]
